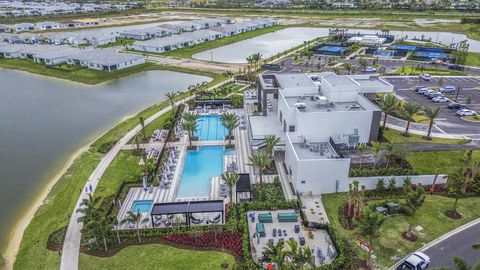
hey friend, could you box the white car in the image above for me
[440,86,456,94]
[419,74,432,81]
[432,96,449,103]
[423,89,436,96]
[363,66,377,72]
[416,86,429,94]
[456,109,477,116]
[396,252,430,270]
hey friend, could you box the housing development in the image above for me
[0,2,480,270]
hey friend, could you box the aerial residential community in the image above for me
[1,1,480,270]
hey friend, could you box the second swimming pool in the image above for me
[196,115,228,141]
[176,146,231,199]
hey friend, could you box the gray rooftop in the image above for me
[323,76,358,87]
[292,141,340,160]
[86,51,143,66]
[284,95,365,113]
[275,73,318,89]
[353,77,392,88]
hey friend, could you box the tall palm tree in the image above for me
[402,101,422,137]
[370,141,383,168]
[165,91,177,110]
[424,106,440,140]
[133,134,142,156]
[358,208,385,268]
[248,151,272,185]
[332,66,341,75]
[119,211,149,243]
[251,52,263,70]
[344,62,353,75]
[139,116,146,142]
[378,94,399,129]
[384,142,394,167]
[220,112,239,146]
[76,194,101,223]
[221,172,239,208]
[246,55,254,71]
[405,186,425,239]
[359,58,368,72]
[448,169,468,216]
[181,112,199,148]
[83,213,116,253]
[357,144,367,168]
[264,135,280,159]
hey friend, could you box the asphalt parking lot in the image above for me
[384,76,480,137]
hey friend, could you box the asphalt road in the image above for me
[423,222,480,269]
[384,76,480,137]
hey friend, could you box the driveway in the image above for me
[423,222,480,269]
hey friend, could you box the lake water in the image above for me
[0,69,210,256]
[192,27,480,63]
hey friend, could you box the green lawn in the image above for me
[383,129,469,145]
[466,52,480,68]
[14,150,103,270]
[79,244,235,270]
[407,150,480,174]
[322,193,480,270]
[393,66,467,76]
[464,115,480,122]
[160,25,287,59]
[94,150,142,206]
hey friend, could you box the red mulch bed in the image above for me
[401,231,418,242]
[445,210,462,219]
[82,232,243,259]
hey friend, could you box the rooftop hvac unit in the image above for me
[348,134,360,145]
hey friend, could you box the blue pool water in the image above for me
[130,200,153,213]
[196,115,228,141]
[176,146,230,198]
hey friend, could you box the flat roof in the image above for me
[86,52,143,66]
[323,76,358,87]
[151,200,224,215]
[292,141,340,160]
[354,77,391,88]
[249,115,286,141]
[275,73,317,89]
[283,95,365,113]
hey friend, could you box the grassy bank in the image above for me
[79,243,235,270]
[408,150,480,174]
[322,193,480,269]
[466,52,480,68]
[12,69,225,270]
[161,25,287,59]
[393,66,467,76]
[382,129,469,145]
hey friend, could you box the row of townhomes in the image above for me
[0,1,137,18]
[0,19,102,33]
[0,44,145,71]
[131,18,277,53]
[252,72,447,195]
[0,30,117,46]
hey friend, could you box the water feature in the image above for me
[0,68,211,255]
[196,115,228,141]
[130,200,153,213]
[176,146,230,199]
[192,27,480,63]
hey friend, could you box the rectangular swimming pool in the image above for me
[130,200,153,213]
[176,146,231,199]
[196,115,228,141]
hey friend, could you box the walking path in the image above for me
[60,80,230,270]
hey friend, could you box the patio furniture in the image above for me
[283,230,287,237]
[299,237,306,246]
[272,228,277,237]
[294,225,300,233]
[386,202,400,215]
[256,222,266,237]
[376,206,388,215]
[210,214,221,224]
[278,212,298,222]
[163,219,172,227]
[278,229,282,237]
[258,213,273,223]
[249,212,255,222]
[191,216,204,225]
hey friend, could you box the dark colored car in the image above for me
[447,103,468,110]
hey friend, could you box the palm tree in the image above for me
[264,135,280,159]
[359,58,368,72]
[251,52,263,70]
[165,91,177,110]
[220,112,239,146]
[357,144,367,168]
[370,141,383,168]
[332,66,341,75]
[448,169,468,216]
[384,142,394,167]
[248,151,272,185]
[263,241,287,269]
[119,211,149,243]
[424,106,440,140]
[358,208,385,268]
[76,194,101,223]
[378,94,399,129]
[402,101,422,137]
[344,62,353,75]
[132,134,142,156]
[139,116,146,142]
[181,112,199,148]
[405,186,425,239]
[221,172,239,208]
[83,213,116,253]
[246,55,254,71]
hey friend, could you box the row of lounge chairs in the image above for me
[159,147,180,189]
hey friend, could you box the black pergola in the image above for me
[150,200,225,227]
[236,173,252,203]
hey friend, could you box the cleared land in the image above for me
[322,193,480,269]
[79,243,235,270]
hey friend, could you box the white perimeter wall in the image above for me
[338,175,448,192]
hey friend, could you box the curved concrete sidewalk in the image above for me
[60,80,229,270]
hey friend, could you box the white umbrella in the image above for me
[142,176,147,190]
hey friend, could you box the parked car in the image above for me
[427,92,443,99]
[432,96,449,103]
[416,86,428,92]
[417,87,430,94]
[396,252,430,270]
[363,66,377,72]
[447,64,465,71]
[419,73,432,81]
[456,109,477,116]
[448,103,468,110]
[423,89,437,96]
[440,86,456,94]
